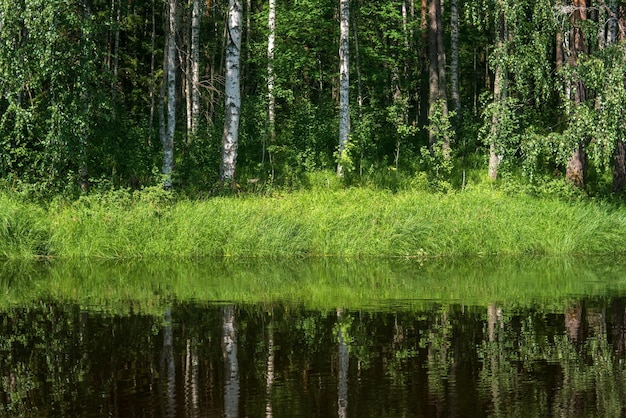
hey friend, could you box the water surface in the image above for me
[1,256,626,417]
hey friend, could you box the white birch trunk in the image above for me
[221,0,243,186]
[163,0,177,189]
[402,0,409,48]
[337,0,350,177]
[191,0,201,136]
[267,0,276,147]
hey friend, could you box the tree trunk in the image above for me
[420,0,429,129]
[267,0,276,173]
[112,0,121,103]
[565,0,587,188]
[427,0,449,156]
[488,3,505,181]
[220,0,243,186]
[352,9,364,176]
[450,0,460,121]
[402,0,409,48]
[435,0,446,102]
[149,0,156,146]
[184,7,192,142]
[337,0,350,177]
[163,0,177,190]
[191,0,201,136]
[435,0,449,157]
[427,0,439,148]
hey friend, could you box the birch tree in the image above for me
[267,0,276,173]
[221,0,243,187]
[337,0,350,176]
[191,0,201,136]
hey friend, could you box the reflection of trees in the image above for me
[160,308,176,417]
[184,338,199,417]
[422,306,453,417]
[2,300,626,415]
[265,315,274,418]
[222,305,239,418]
[336,309,349,418]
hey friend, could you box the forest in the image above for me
[0,0,625,196]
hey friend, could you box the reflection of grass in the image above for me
[1,256,626,315]
[2,187,626,259]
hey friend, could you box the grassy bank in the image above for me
[1,185,626,259]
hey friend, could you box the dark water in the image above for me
[1,258,626,417]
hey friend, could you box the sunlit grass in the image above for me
[1,186,626,259]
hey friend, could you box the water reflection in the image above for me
[160,309,176,417]
[1,299,626,417]
[0,256,626,416]
[222,305,239,418]
[336,309,349,418]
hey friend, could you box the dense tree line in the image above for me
[0,0,624,194]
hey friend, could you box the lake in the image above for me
[1,256,626,417]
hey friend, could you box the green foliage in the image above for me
[422,100,454,189]
[0,0,623,196]
[578,47,626,173]
[479,96,520,166]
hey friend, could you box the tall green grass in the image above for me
[1,186,626,259]
[0,194,49,258]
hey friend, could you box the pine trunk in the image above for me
[450,0,460,120]
[428,0,448,155]
[163,0,177,189]
[427,0,439,148]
